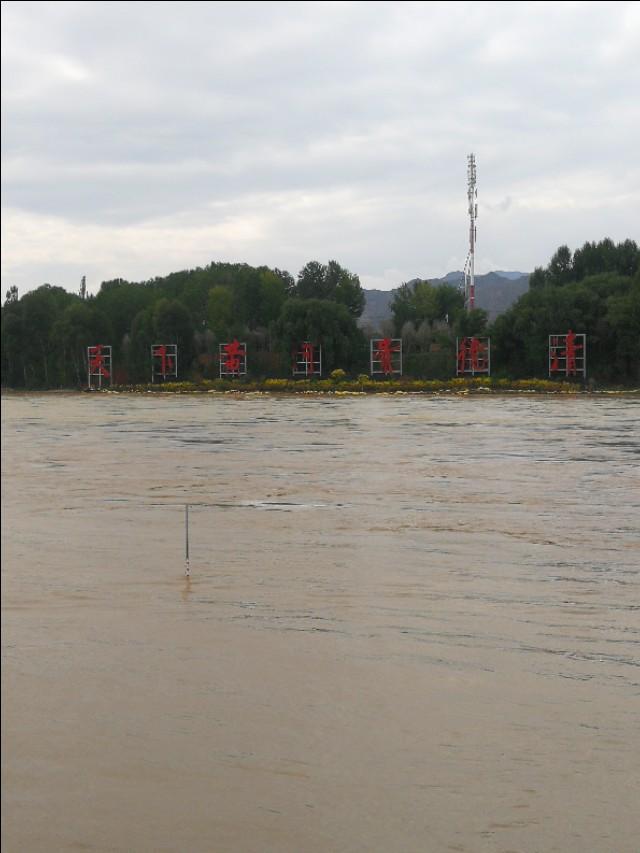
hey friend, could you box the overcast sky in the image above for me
[2,1,638,296]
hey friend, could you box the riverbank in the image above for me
[3,377,639,395]
[67,378,640,395]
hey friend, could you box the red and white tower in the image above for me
[463,153,477,311]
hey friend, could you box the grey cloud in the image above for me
[2,1,639,294]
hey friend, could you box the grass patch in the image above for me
[106,376,595,395]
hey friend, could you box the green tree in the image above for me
[208,286,234,340]
[547,245,573,286]
[275,299,366,374]
[326,260,366,317]
[295,260,365,318]
[1,308,24,387]
[391,280,458,333]
[389,282,418,331]
[231,267,264,328]
[52,302,109,386]
[128,307,155,382]
[528,266,547,289]
[152,298,195,377]
[19,285,76,386]
[455,308,489,337]
[296,261,329,300]
[434,284,465,325]
[614,239,640,277]
[273,268,295,295]
[94,279,153,350]
[413,281,439,325]
[258,268,290,327]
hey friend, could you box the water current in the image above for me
[2,392,639,852]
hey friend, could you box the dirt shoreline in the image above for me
[2,385,639,397]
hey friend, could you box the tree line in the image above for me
[2,238,639,388]
[1,260,369,387]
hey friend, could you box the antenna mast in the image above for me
[463,153,477,311]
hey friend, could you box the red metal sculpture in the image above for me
[220,339,247,377]
[370,338,402,376]
[293,342,322,377]
[88,344,112,389]
[151,344,178,382]
[456,337,490,375]
[549,331,586,377]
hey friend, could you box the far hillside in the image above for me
[360,271,529,330]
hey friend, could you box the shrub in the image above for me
[264,378,290,390]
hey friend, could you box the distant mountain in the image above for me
[428,271,530,321]
[360,270,530,330]
[473,271,529,319]
[492,270,529,281]
[359,289,396,330]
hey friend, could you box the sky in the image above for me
[2,1,639,297]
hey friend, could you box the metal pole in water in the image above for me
[185,504,190,576]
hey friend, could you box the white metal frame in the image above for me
[292,342,322,377]
[151,343,178,383]
[549,333,587,378]
[219,340,247,377]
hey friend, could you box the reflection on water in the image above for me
[2,393,639,853]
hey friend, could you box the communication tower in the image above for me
[463,154,477,310]
[80,276,87,300]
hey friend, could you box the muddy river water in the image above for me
[2,392,639,852]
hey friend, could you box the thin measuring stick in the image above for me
[185,504,190,576]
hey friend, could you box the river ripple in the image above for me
[2,393,639,852]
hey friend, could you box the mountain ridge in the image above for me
[360,270,530,329]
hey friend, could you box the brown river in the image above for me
[2,392,639,853]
